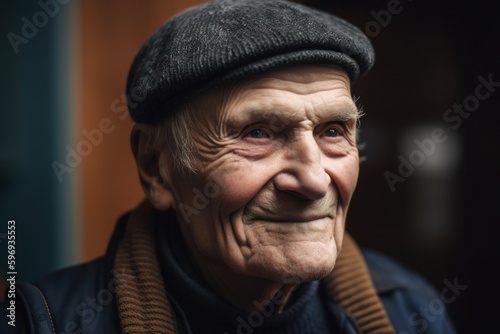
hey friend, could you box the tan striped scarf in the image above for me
[114,201,394,334]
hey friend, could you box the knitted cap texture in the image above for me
[126,0,375,123]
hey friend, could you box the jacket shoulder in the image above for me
[14,257,122,333]
[35,257,106,312]
[0,258,108,334]
[1,211,129,333]
[362,248,458,333]
[362,248,436,295]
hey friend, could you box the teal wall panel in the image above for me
[0,0,77,282]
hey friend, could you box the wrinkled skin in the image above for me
[132,64,360,311]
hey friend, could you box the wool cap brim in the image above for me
[126,0,375,124]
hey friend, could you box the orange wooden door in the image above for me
[78,0,206,261]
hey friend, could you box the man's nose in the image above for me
[273,133,330,200]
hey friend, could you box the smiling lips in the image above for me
[245,200,336,224]
[253,214,334,224]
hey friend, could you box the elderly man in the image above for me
[5,0,457,333]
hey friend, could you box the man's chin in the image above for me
[242,245,338,284]
[282,264,336,283]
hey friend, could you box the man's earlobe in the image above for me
[130,124,175,211]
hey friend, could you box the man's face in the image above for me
[164,64,360,283]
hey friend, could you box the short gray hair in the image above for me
[151,104,198,174]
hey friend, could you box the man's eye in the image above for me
[324,128,341,137]
[246,129,271,139]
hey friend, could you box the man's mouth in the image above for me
[250,214,334,224]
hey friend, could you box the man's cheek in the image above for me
[329,160,359,206]
[217,177,262,210]
[214,166,274,208]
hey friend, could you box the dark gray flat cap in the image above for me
[127,0,375,124]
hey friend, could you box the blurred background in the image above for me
[0,0,498,332]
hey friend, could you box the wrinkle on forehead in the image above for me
[225,66,355,128]
[188,64,356,138]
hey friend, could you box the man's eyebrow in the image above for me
[337,105,364,122]
[226,102,361,124]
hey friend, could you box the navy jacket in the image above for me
[1,211,458,333]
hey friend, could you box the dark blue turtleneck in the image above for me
[155,211,362,334]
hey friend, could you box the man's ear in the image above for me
[130,124,176,211]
